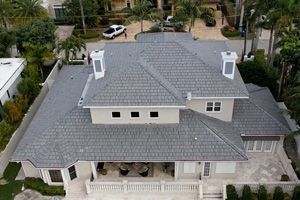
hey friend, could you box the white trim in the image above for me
[191,96,249,99]
[91,161,98,179]
[205,101,222,113]
[203,162,211,177]
[83,106,186,109]
[68,164,79,180]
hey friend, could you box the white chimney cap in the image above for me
[187,92,192,100]
[221,51,238,60]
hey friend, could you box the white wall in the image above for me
[186,98,234,121]
[21,161,41,178]
[0,75,22,105]
[90,108,180,124]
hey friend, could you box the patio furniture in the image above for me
[138,165,149,177]
[119,163,130,176]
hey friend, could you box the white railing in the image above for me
[86,179,202,195]
[222,184,227,200]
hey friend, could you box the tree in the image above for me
[63,0,99,27]
[124,0,158,33]
[242,185,253,200]
[226,185,238,200]
[0,0,13,28]
[273,186,284,200]
[16,17,56,53]
[257,185,268,200]
[3,101,22,124]
[13,0,47,24]
[292,186,300,200]
[175,0,202,32]
[57,35,86,63]
[0,28,15,57]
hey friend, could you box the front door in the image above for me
[68,165,77,180]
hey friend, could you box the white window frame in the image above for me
[183,162,196,173]
[205,101,222,113]
[130,111,140,119]
[149,111,159,119]
[68,165,78,181]
[203,162,211,177]
[111,111,121,119]
[245,140,277,153]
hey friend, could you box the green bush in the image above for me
[0,121,17,151]
[284,193,291,200]
[280,174,290,181]
[258,185,267,200]
[79,30,99,39]
[292,186,300,200]
[24,178,65,196]
[221,26,240,37]
[273,187,284,200]
[226,185,238,200]
[242,185,253,200]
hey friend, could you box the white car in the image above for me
[102,25,126,39]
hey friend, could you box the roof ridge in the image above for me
[196,112,247,160]
[175,42,249,97]
[248,99,289,131]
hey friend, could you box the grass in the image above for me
[0,162,23,200]
[226,32,254,40]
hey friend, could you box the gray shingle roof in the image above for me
[232,84,290,135]
[84,36,249,107]
[136,32,193,43]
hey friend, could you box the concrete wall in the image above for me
[186,99,234,121]
[90,108,180,124]
[21,161,41,178]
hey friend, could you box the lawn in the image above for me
[0,162,23,200]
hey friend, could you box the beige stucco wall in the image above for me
[177,161,202,180]
[47,0,64,17]
[90,108,180,124]
[186,99,234,121]
[62,162,92,183]
[21,161,41,178]
[209,162,237,179]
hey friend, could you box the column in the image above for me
[91,161,97,180]
[174,161,179,180]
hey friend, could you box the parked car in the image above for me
[162,16,184,27]
[102,25,126,39]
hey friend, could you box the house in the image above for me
[0,58,26,121]
[12,33,292,199]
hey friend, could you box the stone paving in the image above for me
[14,189,63,200]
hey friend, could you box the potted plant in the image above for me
[100,169,108,175]
[119,164,130,176]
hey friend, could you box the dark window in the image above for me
[127,0,131,7]
[116,27,122,31]
[131,112,139,118]
[6,90,10,98]
[112,112,121,118]
[49,170,63,182]
[54,7,65,19]
[206,102,213,112]
[150,111,159,118]
[68,166,77,180]
[214,102,221,111]
[94,60,102,72]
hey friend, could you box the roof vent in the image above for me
[90,50,105,80]
[221,51,238,80]
[187,92,192,100]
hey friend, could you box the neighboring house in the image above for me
[12,33,292,199]
[0,58,26,121]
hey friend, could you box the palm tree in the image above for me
[0,0,13,28]
[124,0,156,33]
[174,0,202,32]
[57,35,86,64]
[13,0,47,24]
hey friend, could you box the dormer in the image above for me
[221,51,238,80]
[90,50,105,80]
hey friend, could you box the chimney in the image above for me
[187,92,192,100]
[221,51,238,80]
[90,50,105,80]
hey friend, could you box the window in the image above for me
[150,111,159,118]
[206,102,222,112]
[53,5,65,19]
[6,90,10,98]
[116,26,122,31]
[245,140,276,152]
[112,112,121,118]
[224,62,234,74]
[94,60,102,72]
[131,112,140,118]
[255,140,263,151]
[247,141,255,151]
[48,170,63,182]
[264,141,274,152]
[203,162,211,177]
[183,162,196,173]
[68,166,77,180]
[127,0,131,7]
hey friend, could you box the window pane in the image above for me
[94,60,102,72]
[68,166,77,180]
[215,102,221,107]
[247,141,254,151]
[112,112,121,118]
[225,62,234,74]
[207,102,213,107]
[203,162,211,177]
[150,112,159,118]
[49,170,63,182]
[206,107,213,111]
[131,112,139,118]
[264,141,273,152]
[255,140,263,151]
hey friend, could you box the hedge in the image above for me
[79,30,99,39]
[227,185,238,200]
[24,178,65,196]
[242,185,253,200]
[221,27,240,37]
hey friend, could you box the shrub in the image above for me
[68,61,85,65]
[221,25,240,37]
[24,178,65,196]
[149,24,162,32]
[79,30,99,39]
[242,185,253,200]
[0,121,17,151]
[292,186,300,200]
[258,185,267,200]
[273,187,284,200]
[14,94,29,114]
[2,101,22,124]
[226,185,238,200]
[284,193,291,200]
[280,174,290,181]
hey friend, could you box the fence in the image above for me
[85,179,202,195]
[0,60,61,177]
